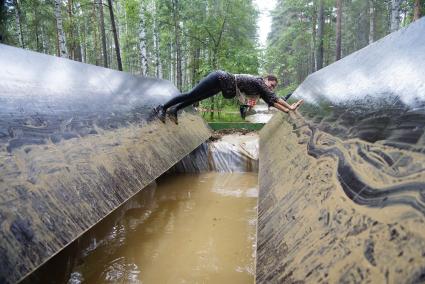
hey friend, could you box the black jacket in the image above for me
[216,71,279,106]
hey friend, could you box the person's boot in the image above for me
[153,105,166,123]
[167,107,178,125]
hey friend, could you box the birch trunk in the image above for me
[13,0,24,48]
[67,0,75,59]
[81,15,87,63]
[139,2,148,76]
[40,25,48,53]
[77,20,85,62]
[152,0,162,78]
[390,0,402,33]
[54,0,68,58]
[369,0,375,44]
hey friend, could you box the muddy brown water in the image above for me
[27,172,258,283]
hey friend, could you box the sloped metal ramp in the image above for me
[257,18,425,282]
[0,44,211,283]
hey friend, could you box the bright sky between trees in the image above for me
[253,0,277,47]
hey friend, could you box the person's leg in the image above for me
[166,88,221,125]
[173,86,220,111]
[163,71,222,111]
[240,105,248,119]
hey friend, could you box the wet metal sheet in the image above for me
[257,18,425,283]
[0,44,211,283]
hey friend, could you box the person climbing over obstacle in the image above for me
[154,70,304,124]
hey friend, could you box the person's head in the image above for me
[263,75,278,91]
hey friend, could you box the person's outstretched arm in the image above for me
[273,102,289,113]
[275,97,304,111]
[255,80,304,113]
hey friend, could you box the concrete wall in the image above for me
[0,45,211,283]
[257,18,425,283]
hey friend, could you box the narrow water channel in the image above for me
[63,172,258,283]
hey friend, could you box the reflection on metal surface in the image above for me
[293,18,425,150]
[257,18,425,283]
[294,19,425,107]
[0,44,211,283]
[0,44,178,152]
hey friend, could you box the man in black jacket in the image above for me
[155,70,303,124]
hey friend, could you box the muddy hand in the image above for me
[292,99,304,110]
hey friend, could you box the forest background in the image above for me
[0,0,423,120]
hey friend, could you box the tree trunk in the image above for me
[309,2,317,73]
[107,0,123,71]
[390,0,402,32]
[72,3,82,62]
[54,0,68,58]
[369,0,375,44]
[335,0,342,61]
[35,25,40,51]
[99,0,108,67]
[414,0,422,20]
[169,43,174,83]
[214,17,226,69]
[73,34,82,61]
[0,1,6,43]
[34,12,41,51]
[122,2,130,71]
[139,2,148,76]
[67,0,75,59]
[192,47,200,86]
[92,3,100,65]
[153,0,162,78]
[316,0,324,70]
[13,0,25,48]
[326,11,333,66]
[172,0,182,90]
[55,24,60,56]
[153,23,162,78]
[40,24,48,53]
[81,17,87,63]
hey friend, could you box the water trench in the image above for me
[22,132,259,284]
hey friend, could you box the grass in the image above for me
[202,111,245,122]
[199,102,246,122]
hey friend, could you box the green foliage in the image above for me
[263,0,419,93]
[2,0,422,123]
[3,0,259,80]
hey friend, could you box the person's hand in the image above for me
[291,99,304,110]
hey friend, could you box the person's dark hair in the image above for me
[264,74,278,83]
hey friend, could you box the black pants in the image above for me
[163,71,222,111]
